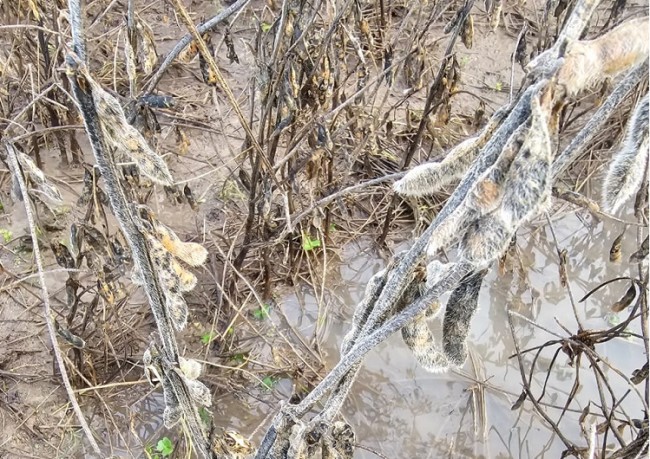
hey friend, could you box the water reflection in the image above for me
[125,208,644,458]
[320,210,644,458]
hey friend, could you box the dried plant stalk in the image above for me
[65,1,212,455]
[3,142,102,456]
[255,1,639,456]
[602,93,649,213]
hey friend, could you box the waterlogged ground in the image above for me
[286,211,643,458]
[1,1,647,457]
[121,202,645,458]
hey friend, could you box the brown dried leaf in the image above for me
[473,101,486,127]
[609,230,625,263]
[144,233,189,330]
[51,242,76,270]
[152,220,207,267]
[498,252,508,276]
[356,64,368,100]
[511,390,527,410]
[171,257,197,291]
[634,179,648,219]
[136,17,158,74]
[596,421,609,435]
[54,319,86,348]
[611,284,636,312]
[616,423,628,436]
[81,224,110,257]
[558,249,568,287]
[198,33,217,86]
[288,62,300,99]
[27,0,41,20]
[578,402,590,425]
[630,236,649,263]
[224,27,239,64]
[179,39,200,63]
[631,363,648,384]
[97,277,115,305]
[15,151,63,204]
[461,14,474,49]
[140,94,174,108]
[66,277,78,307]
[183,185,198,210]
[515,28,528,67]
[489,2,502,30]
[77,168,94,206]
[75,64,174,185]
[70,223,82,255]
[384,45,395,86]
[176,127,190,156]
[359,19,370,36]
[554,0,568,18]
[124,29,138,90]
[449,55,461,93]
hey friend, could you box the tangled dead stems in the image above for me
[254,1,650,457]
[1,142,103,455]
[255,55,549,459]
[142,0,252,95]
[508,277,648,458]
[2,0,644,456]
[65,1,213,456]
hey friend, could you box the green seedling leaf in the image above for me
[199,406,212,425]
[144,444,159,459]
[0,229,12,243]
[144,444,160,459]
[253,304,271,320]
[494,81,503,92]
[261,22,272,32]
[604,312,621,327]
[231,353,247,364]
[261,375,277,390]
[156,437,174,457]
[200,331,216,345]
[301,233,321,251]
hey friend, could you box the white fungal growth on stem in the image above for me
[602,93,649,214]
[392,136,480,197]
[556,17,649,98]
[461,91,553,269]
[68,55,174,186]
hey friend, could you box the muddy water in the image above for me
[119,205,645,458]
[279,208,644,458]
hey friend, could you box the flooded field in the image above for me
[0,0,647,458]
[113,203,645,458]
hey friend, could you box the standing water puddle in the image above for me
[113,206,644,458]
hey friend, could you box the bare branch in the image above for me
[142,0,252,94]
[3,141,102,456]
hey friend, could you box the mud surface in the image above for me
[0,0,647,458]
[95,205,646,458]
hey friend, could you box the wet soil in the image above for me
[0,1,647,458]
